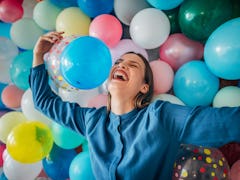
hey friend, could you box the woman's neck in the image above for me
[110,97,135,115]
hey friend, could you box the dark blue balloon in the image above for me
[42,143,77,180]
[60,36,112,90]
[77,0,114,18]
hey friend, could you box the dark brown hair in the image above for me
[107,52,154,111]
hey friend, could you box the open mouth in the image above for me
[112,70,128,81]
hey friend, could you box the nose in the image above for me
[117,61,127,69]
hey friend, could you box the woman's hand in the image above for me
[33,31,64,67]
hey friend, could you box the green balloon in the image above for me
[231,0,240,18]
[164,7,181,34]
[179,0,233,42]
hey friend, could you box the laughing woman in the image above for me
[30,31,240,180]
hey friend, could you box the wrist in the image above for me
[33,53,44,67]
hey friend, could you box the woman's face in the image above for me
[107,53,149,98]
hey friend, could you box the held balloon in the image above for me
[60,36,112,89]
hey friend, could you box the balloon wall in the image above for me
[0,0,239,179]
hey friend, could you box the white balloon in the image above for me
[0,37,19,62]
[3,149,43,180]
[114,0,151,25]
[130,8,170,49]
[58,87,100,107]
[153,93,185,105]
[21,88,52,126]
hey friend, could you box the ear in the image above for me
[140,84,149,94]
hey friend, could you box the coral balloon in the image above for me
[88,94,108,108]
[204,17,240,80]
[130,8,170,49]
[159,33,204,71]
[7,121,53,163]
[1,84,25,109]
[89,14,122,48]
[56,7,91,36]
[0,0,23,23]
[231,160,240,180]
[150,60,174,94]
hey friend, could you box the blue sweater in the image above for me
[29,64,240,180]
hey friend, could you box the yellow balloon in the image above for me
[6,121,53,163]
[56,7,91,36]
[0,111,27,143]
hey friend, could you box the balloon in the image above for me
[49,0,78,8]
[87,94,108,108]
[3,149,43,180]
[69,151,94,180]
[163,7,181,34]
[9,50,33,90]
[0,0,23,23]
[1,84,25,109]
[89,14,122,48]
[21,89,52,126]
[0,83,8,110]
[58,87,100,107]
[22,0,38,18]
[56,7,91,36]
[77,0,113,18]
[44,35,79,91]
[204,17,240,80]
[173,61,219,107]
[50,121,86,149]
[0,143,6,167]
[0,111,27,143]
[33,0,62,30]
[0,22,11,38]
[219,142,240,167]
[172,144,230,179]
[10,17,45,50]
[60,36,112,89]
[213,86,240,107]
[130,8,170,49]
[0,59,12,83]
[150,60,174,94]
[230,160,240,179]
[114,0,151,25]
[179,0,233,42]
[110,39,148,65]
[7,121,53,163]
[231,0,240,18]
[0,37,19,62]
[159,33,204,71]
[42,143,77,180]
[146,0,183,10]
[152,93,185,105]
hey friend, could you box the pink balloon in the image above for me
[159,33,204,71]
[89,14,123,48]
[1,84,25,109]
[87,94,108,108]
[231,160,240,180]
[0,0,23,22]
[110,39,148,65]
[150,59,174,94]
[0,143,6,167]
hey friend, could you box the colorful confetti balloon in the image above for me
[172,144,230,180]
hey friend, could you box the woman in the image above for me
[30,32,240,180]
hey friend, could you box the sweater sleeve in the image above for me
[29,64,95,136]
[155,100,240,147]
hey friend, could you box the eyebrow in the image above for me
[116,58,141,67]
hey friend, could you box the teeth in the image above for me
[113,71,127,81]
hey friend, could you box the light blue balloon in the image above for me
[69,151,95,180]
[204,17,240,80]
[147,0,183,10]
[173,60,219,107]
[9,50,33,90]
[50,0,78,8]
[0,22,11,39]
[77,0,113,18]
[60,36,112,90]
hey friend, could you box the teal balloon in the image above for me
[147,0,183,10]
[179,0,233,42]
[9,50,33,90]
[60,36,112,90]
[69,151,95,180]
[204,17,240,80]
[51,122,86,149]
[0,22,11,38]
[173,61,219,107]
